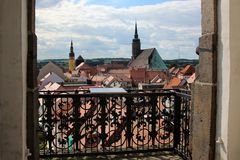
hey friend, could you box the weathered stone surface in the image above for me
[198,51,217,84]
[198,50,217,83]
[199,33,217,53]
[191,81,216,160]
[192,0,218,159]
[198,33,217,83]
[201,0,217,35]
[0,0,28,159]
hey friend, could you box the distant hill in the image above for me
[164,59,199,68]
[37,58,199,70]
[37,59,69,70]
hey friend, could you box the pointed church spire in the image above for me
[132,21,141,60]
[134,21,138,39]
[70,40,74,53]
[69,40,75,58]
[69,40,75,72]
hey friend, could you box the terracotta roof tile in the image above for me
[180,65,195,75]
[164,77,182,89]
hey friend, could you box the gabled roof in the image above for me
[38,61,65,82]
[129,48,155,68]
[76,55,84,66]
[40,72,64,83]
[39,72,64,90]
[179,65,195,75]
[129,48,167,70]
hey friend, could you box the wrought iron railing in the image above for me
[38,89,191,159]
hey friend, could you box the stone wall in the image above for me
[191,0,218,159]
[0,0,28,159]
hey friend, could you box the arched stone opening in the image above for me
[2,0,240,160]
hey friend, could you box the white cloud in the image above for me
[36,0,201,60]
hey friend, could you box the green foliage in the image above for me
[37,58,199,70]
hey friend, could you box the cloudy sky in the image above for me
[36,0,201,60]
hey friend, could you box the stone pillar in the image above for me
[191,0,218,159]
[26,0,39,159]
[0,0,28,159]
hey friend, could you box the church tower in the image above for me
[68,40,75,72]
[132,22,141,60]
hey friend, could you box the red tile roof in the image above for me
[164,77,182,89]
[179,65,195,76]
[130,68,167,84]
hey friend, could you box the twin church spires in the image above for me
[68,22,141,72]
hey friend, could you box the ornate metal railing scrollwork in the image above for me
[38,89,191,159]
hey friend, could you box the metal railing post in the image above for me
[45,92,54,153]
[99,97,107,150]
[150,95,158,146]
[173,94,181,149]
[72,91,81,151]
[125,96,133,148]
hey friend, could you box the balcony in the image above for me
[38,89,191,160]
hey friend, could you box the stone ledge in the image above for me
[199,33,217,53]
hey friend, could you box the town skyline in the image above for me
[36,0,201,60]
